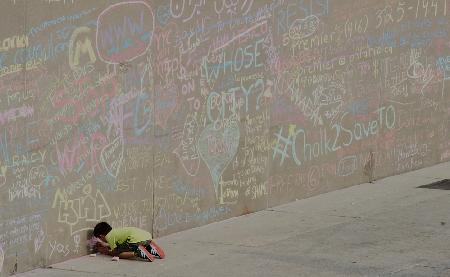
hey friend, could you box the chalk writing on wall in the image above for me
[0,0,449,275]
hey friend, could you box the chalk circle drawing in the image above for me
[407,49,423,79]
[96,1,155,64]
[169,0,185,18]
[156,4,171,26]
[407,58,427,80]
[337,156,357,177]
[197,121,240,199]
[214,0,254,17]
[100,136,124,178]
[407,49,434,95]
[214,0,238,16]
[307,166,321,192]
[289,15,320,40]
[0,245,4,273]
[173,114,201,176]
[28,165,48,188]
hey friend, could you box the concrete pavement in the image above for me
[18,162,450,277]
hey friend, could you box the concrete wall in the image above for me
[0,0,449,274]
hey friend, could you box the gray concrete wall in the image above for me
[0,0,449,275]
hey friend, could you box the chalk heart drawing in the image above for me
[100,137,124,178]
[197,123,240,199]
[96,1,155,64]
[173,114,200,176]
[289,15,320,40]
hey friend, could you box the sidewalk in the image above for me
[19,162,450,277]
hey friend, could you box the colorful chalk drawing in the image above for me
[52,184,112,236]
[289,15,320,40]
[68,26,96,70]
[0,0,450,273]
[96,1,154,64]
[100,136,124,178]
[197,122,240,199]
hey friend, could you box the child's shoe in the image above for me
[149,241,165,259]
[136,244,155,262]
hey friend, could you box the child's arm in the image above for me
[96,243,136,259]
[97,243,115,256]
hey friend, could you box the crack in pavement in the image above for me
[194,240,258,248]
[327,215,363,219]
[47,267,136,277]
[265,209,299,214]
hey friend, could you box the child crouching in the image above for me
[93,222,165,262]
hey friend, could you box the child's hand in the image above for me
[97,244,111,255]
[96,240,109,247]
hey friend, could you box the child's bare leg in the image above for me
[118,251,136,259]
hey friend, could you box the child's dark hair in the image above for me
[93,222,112,237]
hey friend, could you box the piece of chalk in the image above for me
[89,254,96,257]
[112,256,119,261]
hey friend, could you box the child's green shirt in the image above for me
[106,227,152,250]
